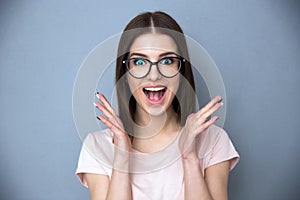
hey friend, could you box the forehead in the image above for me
[130,33,177,54]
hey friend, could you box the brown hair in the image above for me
[115,11,196,138]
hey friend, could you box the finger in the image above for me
[95,93,124,130]
[98,116,128,147]
[200,100,223,120]
[97,115,124,138]
[197,116,219,134]
[199,96,222,115]
[95,102,122,129]
[94,101,112,118]
[197,96,222,116]
[96,93,116,116]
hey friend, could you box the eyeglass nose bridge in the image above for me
[148,60,160,72]
[146,60,169,79]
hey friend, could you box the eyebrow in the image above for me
[128,51,179,58]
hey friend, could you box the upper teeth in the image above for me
[144,87,165,91]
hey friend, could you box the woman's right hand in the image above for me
[94,93,131,168]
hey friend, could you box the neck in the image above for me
[131,106,181,153]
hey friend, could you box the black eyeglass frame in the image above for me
[122,56,185,79]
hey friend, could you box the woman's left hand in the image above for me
[179,96,223,159]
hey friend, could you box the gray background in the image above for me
[0,0,299,199]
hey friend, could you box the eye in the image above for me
[132,58,146,66]
[160,57,174,65]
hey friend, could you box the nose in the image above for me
[147,64,161,81]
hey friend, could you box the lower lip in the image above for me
[144,89,167,105]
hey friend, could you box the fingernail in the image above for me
[96,116,101,121]
[216,116,219,121]
[217,97,223,103]
[93,102,97,107]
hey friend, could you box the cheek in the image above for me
[168,77,180,95]
[127,75,141,95]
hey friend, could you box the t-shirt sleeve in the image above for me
[75,135,110,187]
[204,128,240,171]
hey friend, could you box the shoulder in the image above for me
[76,129,115,186]
[85,128,113,142]
[196,124,239,159]
[197,125,240,171]
[196,124,226,157]
[83,129,114,148]
[82,129,115,167]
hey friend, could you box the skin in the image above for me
[126,33,181,145]
[86,33,231,200]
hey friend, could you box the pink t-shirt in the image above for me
[76,125,239,199]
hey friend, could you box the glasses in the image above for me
[123,56,184,79]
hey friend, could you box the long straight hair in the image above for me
[115,11,196,138]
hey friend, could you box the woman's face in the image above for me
[126,33,180,118]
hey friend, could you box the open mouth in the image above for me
[143,86,167,102]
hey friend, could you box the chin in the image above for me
[147,104,168,116]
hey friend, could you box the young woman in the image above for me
[76,11,239,200]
